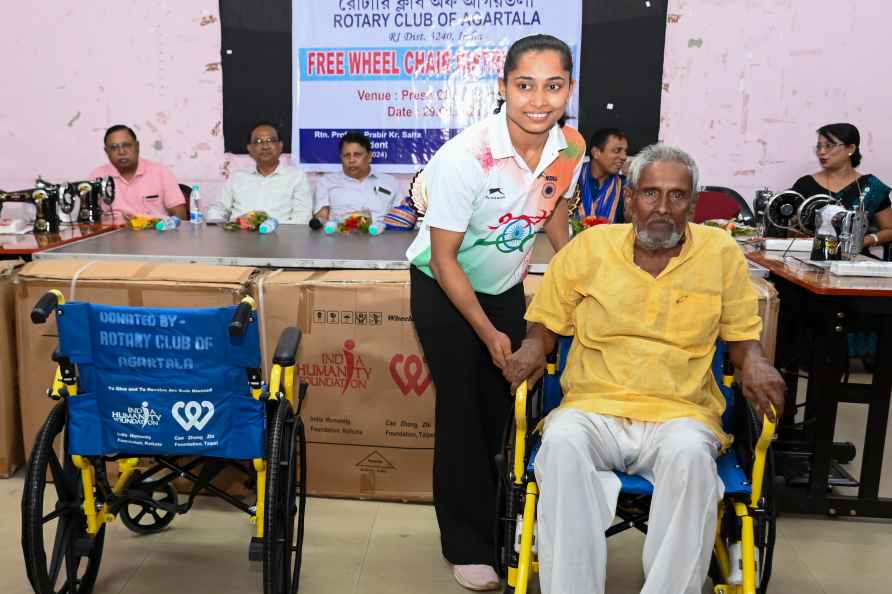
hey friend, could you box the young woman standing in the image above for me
[406,34,585,591]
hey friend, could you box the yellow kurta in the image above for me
[525,223,762,448]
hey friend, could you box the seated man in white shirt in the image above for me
[313,131,399,226]
[206,122,313,224]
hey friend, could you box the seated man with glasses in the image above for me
[206,122,313,224]
[503,144,786,594]
[313,130,400,228]
[89,124,187,220]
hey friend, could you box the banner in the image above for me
[59,303,266,459]
[293,0,583,172]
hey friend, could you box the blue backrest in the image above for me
[543,336,735,431]
[57,302,266,459]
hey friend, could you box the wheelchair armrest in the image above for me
[749,405,777,508]
[273,327,302,367]
[512,381,530,483]
[31,290,62,324]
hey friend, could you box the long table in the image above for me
[0,223,118,260]
[33,223,560,271]
[33,224,772,278]
[748,251,892,518]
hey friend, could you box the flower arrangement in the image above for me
[570,215,609,235]
[338,212,371,233]
[703,219,758,238]
[126,215,161,230]
[223,210,269,232]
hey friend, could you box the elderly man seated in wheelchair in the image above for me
[504,144,786,594]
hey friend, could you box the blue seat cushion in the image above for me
[527,436,751,496]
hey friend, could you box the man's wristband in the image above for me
[869,233,880,246]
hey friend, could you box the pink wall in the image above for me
[2,1,889,214]
[0,1,248,210]
[661,0,892,203]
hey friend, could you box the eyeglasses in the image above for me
[106,142,135,152]
[251,137,281,146]
[636,188,691,205]
[815,142,843,153]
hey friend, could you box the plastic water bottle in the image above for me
[155,216,182,231]
[189,184,204,224]
[258,218,279,234]
[323,220,338,235]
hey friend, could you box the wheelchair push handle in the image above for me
[31,290,63,324]
[229,298,255,337]
[273,327,302,366]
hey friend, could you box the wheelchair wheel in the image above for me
[494,416,517,579]
[21,402,105,594]
[263,398,307,594]
[119,479,178,535]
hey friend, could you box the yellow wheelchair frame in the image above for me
[21,291,308,594]
[502,363,777,594]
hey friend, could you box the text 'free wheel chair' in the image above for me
[20,291,308,594]
[496,338,777,594]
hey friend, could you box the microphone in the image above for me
[309,217,323,230]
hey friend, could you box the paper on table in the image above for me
[0,219,30,235]
[763,238,813,252]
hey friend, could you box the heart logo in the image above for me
[171,400,215,431]
[389,354,432,396]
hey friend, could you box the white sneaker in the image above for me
[452,564,500,591]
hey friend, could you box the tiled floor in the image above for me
[3,474,890,593]
[3,370,891,594]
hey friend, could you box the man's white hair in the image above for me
[627,143,700,194]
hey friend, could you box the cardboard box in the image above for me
[751,277,779,364]
[523,273,543,308]
[15,259,256,492]
[0,260,24,477]
[255,269,434,502]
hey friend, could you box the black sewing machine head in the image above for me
[0,176,115,234]
[0,183,61,233]
[72,177,115,223]
[759,190,805,238]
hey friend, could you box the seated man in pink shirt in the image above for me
[89,124,187,220]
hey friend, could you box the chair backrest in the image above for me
[57,302,265,459]
[694,186,755,225]
[544,336,735,430]
[179,184,192,219]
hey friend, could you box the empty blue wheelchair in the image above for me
[497,338,777,594]
[20,291,307,594]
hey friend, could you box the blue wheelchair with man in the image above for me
[20,290,308,594]
[494,145,787,594]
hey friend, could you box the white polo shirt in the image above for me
[206,163,313,224]
[406,110,586,295]
[313,169,400,225]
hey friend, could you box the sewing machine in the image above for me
[804,189,869,261]
[0,176,114,233]
[70,177,115,223]
[754,188,869,260]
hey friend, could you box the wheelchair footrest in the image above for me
[248,536,263,562]
[778,451,860,488]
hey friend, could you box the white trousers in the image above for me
[534,409,723,594]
